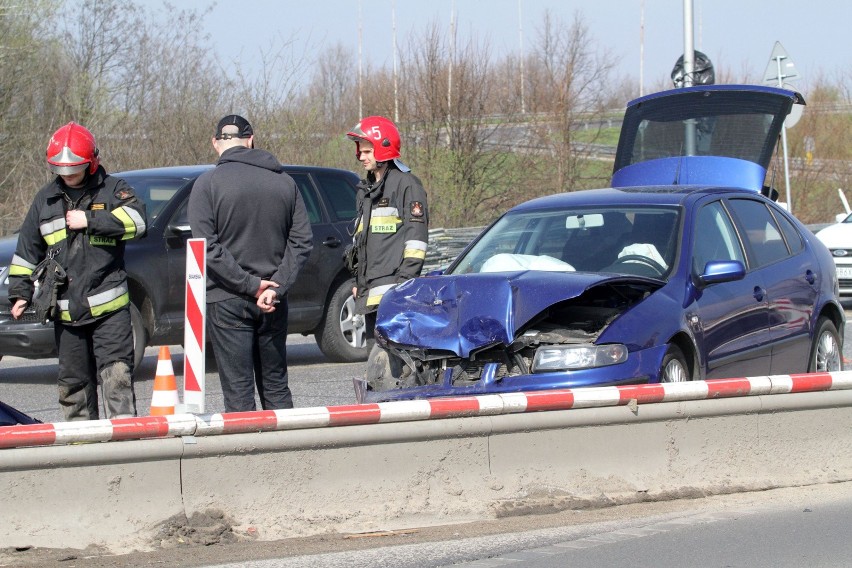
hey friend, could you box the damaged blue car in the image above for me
[354,85,844,403]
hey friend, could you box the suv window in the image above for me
[315,172,358,221]
[124,176,190,222]
[290,173,323,224]
[169,176,326,228]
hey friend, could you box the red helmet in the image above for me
[346,116,401,162]
[46,122,100,175]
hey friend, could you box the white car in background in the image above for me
[816,214,852,298]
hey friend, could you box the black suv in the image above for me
[0,164,369,368]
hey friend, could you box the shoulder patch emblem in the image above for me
[115,190,133,200]
[410,201,424,217]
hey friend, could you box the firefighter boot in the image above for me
[58,378,100,421]
[100,361,137,418]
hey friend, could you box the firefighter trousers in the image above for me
[54,307,137,421]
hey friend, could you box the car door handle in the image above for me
[805,269,815,285]
[322,237,342,248]
[753,286,765,302]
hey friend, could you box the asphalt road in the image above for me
[0,334,363,423]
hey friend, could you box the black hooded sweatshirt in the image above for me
[188,146,313,303]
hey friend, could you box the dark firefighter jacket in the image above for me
[8,167,147,325]
[353,166,428,314]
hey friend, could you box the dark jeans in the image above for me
[55,307,136,421]
[207,296,291,412]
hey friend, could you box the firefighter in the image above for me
[8,122,147,421]
[346,116,429,389]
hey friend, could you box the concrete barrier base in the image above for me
[1,390,851,552]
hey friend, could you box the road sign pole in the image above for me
[775,56,793,212]
[764,41,800,213]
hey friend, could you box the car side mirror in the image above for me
[168,223,192,237]
[696,260,745,288]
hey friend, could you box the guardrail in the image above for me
[2,371,850,449]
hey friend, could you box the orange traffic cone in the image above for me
[150,346,179,416]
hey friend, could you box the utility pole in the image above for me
[358,0,363,118]
[518,0,525,114]
[447,0,455,146]
[639,0,644,97]
[682,0,696,156]
[393,0,399,123]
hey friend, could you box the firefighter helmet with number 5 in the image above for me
[46,122,100,175]
[346,116,402,162]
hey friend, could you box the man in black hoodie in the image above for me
[188,115,313,412]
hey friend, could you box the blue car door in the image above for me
[688,200,772,378]
[726,198,817,374]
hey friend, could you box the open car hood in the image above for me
[375,271,662,358]
[611,85,805,192]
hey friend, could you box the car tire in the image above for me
[808,316,842,372]
[660,343,690,383]
[315,278,371,362]
[130,302,147,372]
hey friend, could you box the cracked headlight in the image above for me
[532,344,627,372]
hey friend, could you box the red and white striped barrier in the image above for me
[0,414,197,450]
[183,238,207,413]
[2,371,852,449]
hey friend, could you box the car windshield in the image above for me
[450,206,681,280]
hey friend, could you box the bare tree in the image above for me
[58,0,145,127]
[523,11,618,196]
[0,0,63,231]
[391,22,524,227]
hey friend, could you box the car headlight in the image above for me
[532,344,627,372]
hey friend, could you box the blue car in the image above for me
[355,85,844,403]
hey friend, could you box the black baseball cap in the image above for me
[215,114,253,139]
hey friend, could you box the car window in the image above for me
[692,201,745,274]
[727,198,789,267]
[121,176,189,222]
[771,208,804,255]
[290,173,322,224]
[313,172,357,221]
[450,206,679,279]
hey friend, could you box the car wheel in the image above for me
[130,302,147,372]
[808,316,842,372]
[660,343,690,383]
[315,278,371,362]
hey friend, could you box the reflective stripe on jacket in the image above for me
[7,167,147,325]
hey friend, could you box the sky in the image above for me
[167,0,851,97]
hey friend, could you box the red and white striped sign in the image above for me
[183,238,207,413]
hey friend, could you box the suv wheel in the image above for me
[130,303,147,372]
[315,279,371,362]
